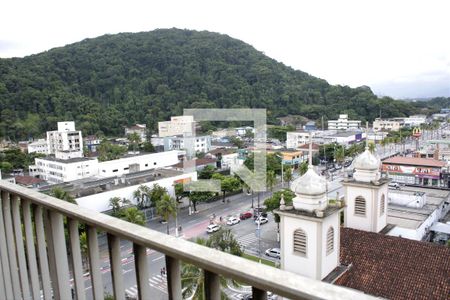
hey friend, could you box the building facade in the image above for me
[158,115,196,137]
[163,135,211,154]
[403,115,427,127]
[47,121,83,159]
[33,157,99,184]
[286,131,317,149]
[373,118,404,132]
[327,114,361,131]
[125,124,147,142]
[382,156,446,187]
[27,139,49,154]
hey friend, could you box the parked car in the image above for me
[240,211,253,220]
[226,216,240,226]
[265,248,281,259]
[388,182,401,189]
[253,207,267,219]
[255,216,269,225]
[206,224,221,233]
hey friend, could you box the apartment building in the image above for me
[327,114,361,131]
[47,121,83,159]
[286,131,317,149]
[163,135,211,154]
[158,115,196,137]
[27,139,49,154]
[373,118,405,132]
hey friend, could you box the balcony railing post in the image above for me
[0,190,13,300]
[87,225,104,300]
[165,255,182,300]
[12,195,31,299]
[69,219,86,300]
[49,210,72,300]
[107,234,125,300]
[204,270,220,300]
[133,243,151,299]
[23,199,41,300]
[34,205,52,300]
[252,287,268,300]
[43,209,61,300]
[2,191,22,298]
[0,255,5,300]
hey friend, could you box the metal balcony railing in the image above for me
[0,180,376,300]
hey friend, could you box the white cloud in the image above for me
[1,0,449,97]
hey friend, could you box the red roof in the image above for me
[336,228,450,300]
[382,156,446,168]
[14,175,45,186]
[297,143,320,151]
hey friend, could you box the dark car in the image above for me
[253,207,267,219]
[240,211,253,220]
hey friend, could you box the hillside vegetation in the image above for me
[0,28,443,140]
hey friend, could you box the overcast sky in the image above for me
[1,0,449,98]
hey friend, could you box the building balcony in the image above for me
[0,180,376,300]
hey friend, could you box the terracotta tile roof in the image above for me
[383,156,446,168]
[14,175,45,186]
[336,228,450,300]
[297,143,320,151]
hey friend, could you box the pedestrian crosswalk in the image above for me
[125,274,168,297]
[238,233,258,247]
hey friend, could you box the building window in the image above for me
[326,227,334,255]
[380,194,385,216]
[293,228,307,256]
[354,196,366,216]
[112,169,118,173]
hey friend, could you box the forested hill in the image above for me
[0,28,426,140]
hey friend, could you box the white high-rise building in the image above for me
[342,146,388,233]
[47,121,83,159]
[158,116,196,137]
[328,114,361,131]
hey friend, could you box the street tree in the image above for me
[212,173,241,203]
[121,207,145,226]
[266,170,276,193]
[188,191,214,212]
[299,161,308,176]
[283,165,293,188]
[155,194,177,234]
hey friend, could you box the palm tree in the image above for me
[368,142,376,153]
[133,185,152,208]
[283,166,293,188]
[109,197,131,217]
[335,146,345,165]
[181,230,241,299]
[127,132,141,153]
[155,194,177,234]
[49,187,76,204]
[121,207,145,226]
[266,170,276,194]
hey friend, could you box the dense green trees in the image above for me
[0,28,437,141]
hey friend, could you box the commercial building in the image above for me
[403,115,427,127]
[327,114,361,131]
[32,156,99,184]
[158,115,196,137]
[125,124,147,142]
[27,139,49,154]
[322,131,366,146]
[382,156,446,187]
[373,118,404,132]
[46,121,83,159]
[98,151,179,178]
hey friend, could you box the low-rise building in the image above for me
[206,148,239,169]
[32,156,99,184]
[387,186,450,241]
[327,114,361,131]
[382,156,446,187]
[373,118,404,132]
[27,139,49,154]
[173,157,217,171]
[158,115,196,137]
[84,135,102,152]
[286,131,318,149]
[403,115,427,127]
[323,131,366,146]
[125,124,147,142]
[163,135,211,155]
[14,175,46,188]
[98,151,179,178]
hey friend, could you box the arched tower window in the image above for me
[293,228,307,256]
[326,227,334,255]
[380,194,385,216]
[355,196,366,216]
